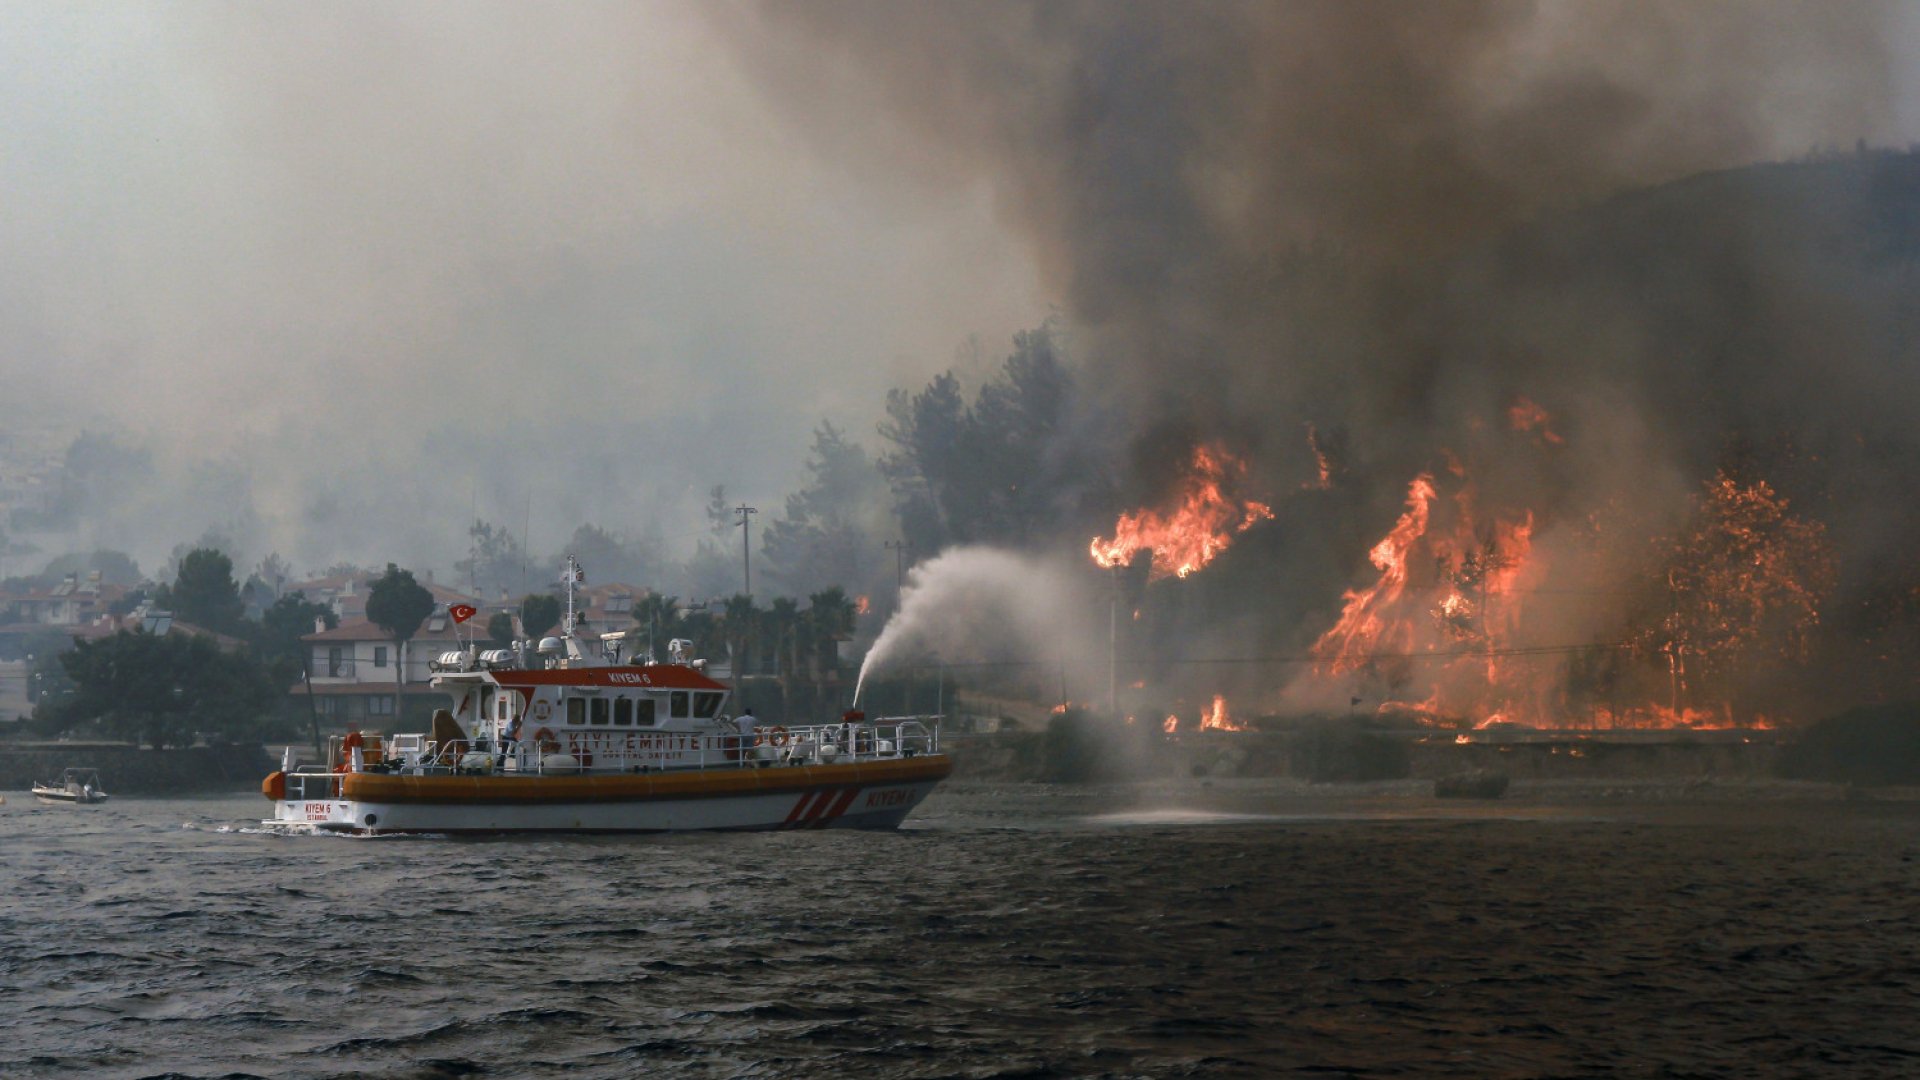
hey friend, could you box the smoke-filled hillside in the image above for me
[718,2,1920,726]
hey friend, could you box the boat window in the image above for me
[669,691,689,719]
[567,698,586,726]
[590,698,609,725]
[635,697,657,726]
[614,698,632,726]
[693,692,723,719]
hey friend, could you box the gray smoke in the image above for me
[713,1,1920,717]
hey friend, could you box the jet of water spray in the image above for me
[855,546,1102,708]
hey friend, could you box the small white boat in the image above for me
[33,767,110,805]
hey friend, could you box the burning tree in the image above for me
[1090,444,1274,580]
[1641,471,1834,716]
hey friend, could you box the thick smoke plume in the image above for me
[721,1,1920,721]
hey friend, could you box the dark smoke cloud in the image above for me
[717,1,1897,438]
[716,1,1920,715]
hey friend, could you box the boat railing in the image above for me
[284,771,344,801]
[338,717,942,777]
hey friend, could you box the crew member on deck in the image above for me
[500,716,521,767]
[337,725,365,773]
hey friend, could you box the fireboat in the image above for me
[261,559,950,835]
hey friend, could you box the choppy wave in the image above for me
[1,787,1916,1078]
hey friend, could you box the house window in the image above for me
[374,646,388,668]
[328,647,345,677]
[369,695,394,716]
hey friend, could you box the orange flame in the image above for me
[1508,396,1564,445]
[1091,445,1273,580]
[1163,715,1179,734]
[1305,423,1335,490]
[1198,694,1247,731]
[1312,474,1436,673]
[854,595,872,616]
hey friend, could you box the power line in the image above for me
[875,641,1634,673]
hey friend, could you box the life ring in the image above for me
[756,725,790,747]
[529,727,561,753]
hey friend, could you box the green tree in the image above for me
[519,593,561,640]
[259,591,336,679]
[721,593,760,685]
[167,548,246,634]
[43,630,276,747]
[805,587,858,688]
[631,594,685,661]
[38,549,143,586]
[545,524,665,588]
[366,564,436,722]
[259,590,336,752]
[486,611,516,649]
[760,421,890,598]
[762,596,802,690]
[454,519,528,599]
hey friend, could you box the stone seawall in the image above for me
[0,744,272,794]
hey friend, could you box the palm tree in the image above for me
[762,596,800,708]
[721,593,760,688]
[806,587,858,708]
[630,593,680,662]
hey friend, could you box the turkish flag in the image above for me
[449,604,478,624]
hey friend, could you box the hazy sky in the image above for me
[0,2,1044,574]
[9,1,1920,585]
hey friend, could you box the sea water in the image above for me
[2,784,1917,1078]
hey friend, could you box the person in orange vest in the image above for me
[336,725,366,773]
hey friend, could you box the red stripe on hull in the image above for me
[815,786,861,828]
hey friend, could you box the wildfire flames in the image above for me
[1091,444,1274,580]
[1198,694,1246,731]
[1507,395,1564,446]
[1077,397,1829,735]
[854,595,872,616]
[1293,401,1828,731]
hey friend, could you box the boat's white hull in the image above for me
[32,788,108,805]
[264,757,950,835]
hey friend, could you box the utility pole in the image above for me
[884,539,910,598]
[735,504,758,598]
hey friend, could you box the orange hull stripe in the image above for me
[340,756,952,806]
